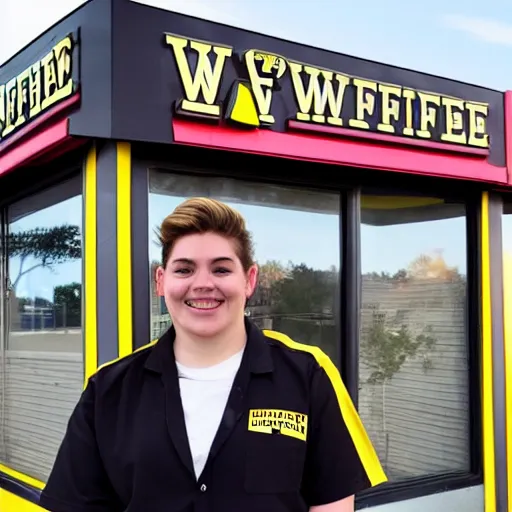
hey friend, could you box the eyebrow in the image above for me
[170,257,235,265]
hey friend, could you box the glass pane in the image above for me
[503,202,512,433]
[148,170,340,362]
[359,194,469,481]
[0,178,83,483]
[503,201,512,259]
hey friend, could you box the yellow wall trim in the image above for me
[263,329,387,487]
[84,145,98,383]
[117,142,133,359]
[0,465,44,491]
[0,488,45,512]
[481,192,496,512]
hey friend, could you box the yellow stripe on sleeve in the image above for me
[263,329,387,487]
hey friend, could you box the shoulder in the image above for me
[262,329,345,398]
[262,329,335,381]
[87,339,158,394]
[263,329,330,365]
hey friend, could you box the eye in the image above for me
[214,267,231,274]
[174,268,192,275]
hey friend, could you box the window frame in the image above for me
[0,154,84,504]
[144,163,345,356]
[133,142,483,507]
[355,190,483,508]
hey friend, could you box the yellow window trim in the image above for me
[481,192,496,512]
[0,487,45,511]
[117,142,133,360]
[84,145,98,384]
[0,464,44,491]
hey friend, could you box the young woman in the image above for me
[39,197,387,512]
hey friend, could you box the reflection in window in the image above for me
[503,202,512,417]
[359,194,469,481]
[148,171,340,362]
[503,201,512,265]
[0,178,83,483]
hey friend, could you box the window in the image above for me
[503,201,512,396]
[359,193,470,482]
[0,177,83,483]
[503,201,512,269]
[148,170,340,362]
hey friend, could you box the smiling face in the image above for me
[156,232,258,340]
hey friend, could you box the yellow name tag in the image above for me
[248,409,308,441]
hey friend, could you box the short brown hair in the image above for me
[158,197,255,270]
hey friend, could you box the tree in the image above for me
[8,225,81,290]
[54,282,81,328]
[365,270,408,282]
[359,250,467,385]
[264,262,338,359]
[270,263,336,317]
[257,260,289,289]
[360,311,437,385]
[407,249,462,282]
[17,296,53,308]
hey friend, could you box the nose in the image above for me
[192,267,214,290]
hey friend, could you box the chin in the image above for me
[183,320,227,339]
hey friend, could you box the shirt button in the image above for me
[200,484,207,492]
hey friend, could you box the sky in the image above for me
[2,0,512,301]
[1,0,512,91]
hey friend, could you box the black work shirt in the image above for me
[39,319,387,512]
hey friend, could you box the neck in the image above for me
[173,318,247,368]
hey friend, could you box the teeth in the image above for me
[186,300,221,309]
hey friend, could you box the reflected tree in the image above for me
[253,261,338,359]
[8,224,81,290]
[361,250,465,384]
[407,250,462,281]
[360,313,437,385]
[17,296,53,309]
[359,251,466,476]
[258,260,290,288]
[54,283,81,328]
[270,263,337,320]
[8,225,81,331]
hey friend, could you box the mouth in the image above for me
[185,299,224,310]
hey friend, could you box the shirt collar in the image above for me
[144,317,274,375]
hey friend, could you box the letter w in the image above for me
[165,34,232,117]
[289,62,349,126]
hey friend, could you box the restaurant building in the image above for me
[0,0,511,511]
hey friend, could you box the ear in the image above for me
[155,266,165,297]
[245,264,259,298]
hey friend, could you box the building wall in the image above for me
[367,485,483,512]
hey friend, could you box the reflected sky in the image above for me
[5,183,469,305]
[9,189,468,302]
[361,216,467,276]
[503,214,512,255]
[9,196,82,302]
[149,193,467,274]
[149,194,340,269]
[1,0,511,91]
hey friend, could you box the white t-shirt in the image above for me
[176,348,244,479]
